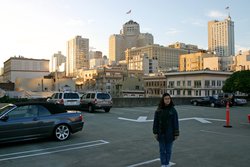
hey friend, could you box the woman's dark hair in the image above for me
[157,93,174,109]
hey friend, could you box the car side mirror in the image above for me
[0,115,9,121]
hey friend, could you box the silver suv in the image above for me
[47,92,81,109]
[80,92,112,112]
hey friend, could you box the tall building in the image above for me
[109,20,154,64]
[50,51,66,72]
[66,36,89,77]
[208,16,235,57]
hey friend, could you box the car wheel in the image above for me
[210,102,215,107]
[104,108,110,112]
[54,124,70,141]
[193,101,197,106]
[88,105,95,113]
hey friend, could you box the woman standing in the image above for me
[153,93,180,167]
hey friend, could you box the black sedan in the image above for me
[0,102,84,143]
[190,96,225,107]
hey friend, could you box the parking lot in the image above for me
[0,104,250,167]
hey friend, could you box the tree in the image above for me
[222,70,250,94]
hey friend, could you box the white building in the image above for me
[165,71,232,97]
[50,51,66,72]
[89,51,109,69]
[126,52,158,75]
[3,56,50,83]
[89,58,109,69]
[0,67,3,75]
[208,16,235,56]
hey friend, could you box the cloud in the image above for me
[65,18,85,27]
[182,19,206,27]
[207,10,227,19]
[165,28,182,35]
[192,21,206,27]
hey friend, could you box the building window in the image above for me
[187,80,191,86]
[205,80,210,88]
[177,81,180,87]
[212,80,216,87]
[169,90,175,95]
[168,81,174,88]
[195,90,199,96]
[188,90,192,96]
[217,80,221,87]
[194,80,201,88]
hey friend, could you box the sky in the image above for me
[0,0,250,68]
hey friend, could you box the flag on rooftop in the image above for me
[126,10,131,14]
[225,6,229,10]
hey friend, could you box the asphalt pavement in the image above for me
[0,104,249,167]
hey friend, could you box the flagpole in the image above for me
[225,6,230,17]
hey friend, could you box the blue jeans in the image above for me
[158,135,173,165]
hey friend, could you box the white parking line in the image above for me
[0,140,109,162]
[127,158,175,167]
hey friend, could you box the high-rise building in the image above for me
[208,16,235,57]
[50,51,66,72]
[109,20,154,64]
[66,36,89,77]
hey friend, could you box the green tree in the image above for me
[222,70,250,94]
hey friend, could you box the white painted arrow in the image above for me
[118,116,225,123]
[179,117,211,123]
[118,116,152,122]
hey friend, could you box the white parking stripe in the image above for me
[0,140,109,162]
[127,158,175,167]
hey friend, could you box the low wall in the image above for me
[112,97,192,108]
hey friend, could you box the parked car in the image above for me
[234,98,248,106]
[80,91,112,112]
[190,96,225,107]
[47,92,81,109]
[0,102,84,143]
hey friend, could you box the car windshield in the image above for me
[0,104,16,116]
[97,93,110,99]
[63,93,79,99]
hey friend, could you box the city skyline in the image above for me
[0,0,249,68]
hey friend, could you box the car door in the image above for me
[203,97,210,105]
[0,105,40,141]
[81,93,90,108]
[36,105,55,135]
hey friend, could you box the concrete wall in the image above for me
[112,97,192,107]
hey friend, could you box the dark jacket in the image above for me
[153,106,179,142]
